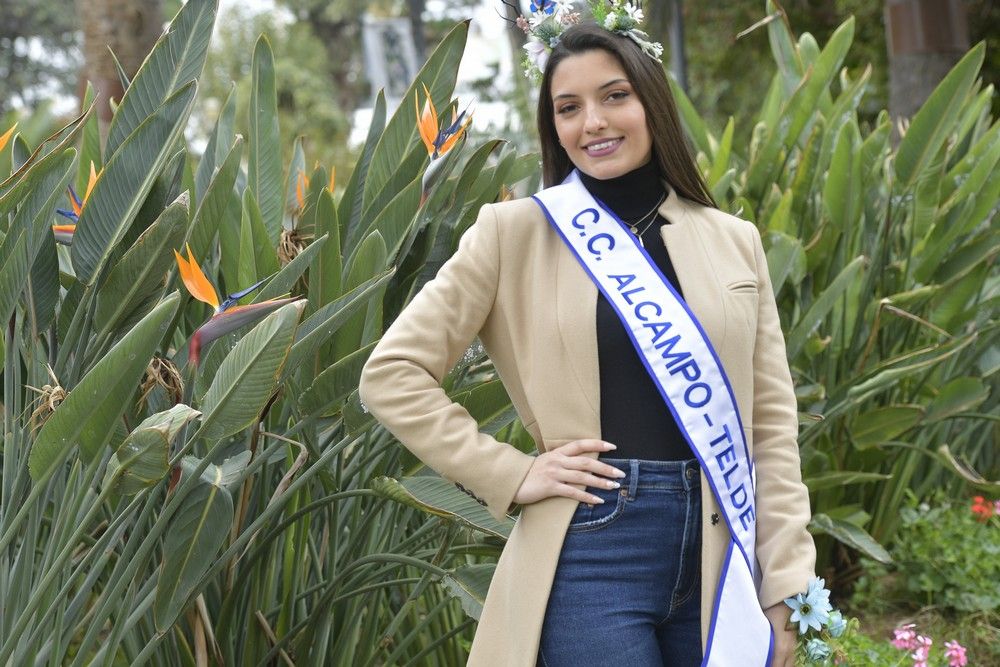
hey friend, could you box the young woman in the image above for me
[359,10,817,667]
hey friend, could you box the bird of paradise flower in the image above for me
[415,83,473,204]
[0,123,16,153]
[173,244,300,366]
[295,165,336,213]
[53,162,101,245]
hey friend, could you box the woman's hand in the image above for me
[512,439,625,506]
[763,601,797,667]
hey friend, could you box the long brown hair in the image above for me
[537,22,716,208]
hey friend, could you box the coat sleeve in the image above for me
[358,203,537,523]
[747,222,818,610]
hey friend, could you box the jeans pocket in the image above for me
[567,485,627,532]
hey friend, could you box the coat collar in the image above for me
[553,180,726,427]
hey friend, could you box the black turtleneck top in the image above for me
[578,160,691,461]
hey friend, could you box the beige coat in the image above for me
[358,184,817,666]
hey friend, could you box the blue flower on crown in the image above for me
[530,0,555,14]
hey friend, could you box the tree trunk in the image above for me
[407,0,426,62]
[78,0,162,134]
[885,0,969,127]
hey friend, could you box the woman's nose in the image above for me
[583,106,608,133]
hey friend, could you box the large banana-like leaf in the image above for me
[298,341,377,418]
[369,476,514,539]
[363,21,467,210]
[104,0,217,158]
[340,91,386,250]
[803,471,891,492]
[248,35,282,246]
[924,377,989,423]
[785,255,865,359]
[333,231,388,360]
[194,82,236,205]
[283,267,396,376]
[94,194,188,339]
[154,470,233,632]
[894,43,985,191]
[808,513,891,564]
[441,564,496,622]
[103,404,201,496]
[198,300,304,440]
[28,292,181,480]
[851,405,924,449]
[253,234,327,304]
[189,136,243,259]
[71,82,198,284]
[0,150,74,326]
[307,189,342,310]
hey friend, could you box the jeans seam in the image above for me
[657,490,698,627]
[566,491,628,533]
[673,492,702,610]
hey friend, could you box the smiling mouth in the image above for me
[584,138,623,155]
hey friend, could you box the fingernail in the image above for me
[605,442,616,449]
[594,496,604,503]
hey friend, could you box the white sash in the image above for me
[532,171,774,666]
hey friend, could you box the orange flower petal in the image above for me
[83,162,101,205]
[328,166,336,193]
[296,170,309,210]
[416,85,437,156]
[175,244,220,309]
[0,123,15,153]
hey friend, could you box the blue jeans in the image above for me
[538,458,703,667]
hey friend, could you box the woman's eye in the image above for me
[556,105,578,114]
[608,91,629,101]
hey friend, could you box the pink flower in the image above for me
[892,624,918,650]
[911,635,932,666]
[944,640,968,667]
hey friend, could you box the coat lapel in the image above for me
[553,182,727,433]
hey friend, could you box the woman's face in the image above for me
[550,49,653,180]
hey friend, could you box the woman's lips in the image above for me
[583,137,623,157]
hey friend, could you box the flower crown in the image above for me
[503,1,664,82]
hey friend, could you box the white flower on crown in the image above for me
[523,39,549,73]
[603,13,617,29]
[624,2,644,22]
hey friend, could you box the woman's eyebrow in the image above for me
[553,78,630,100]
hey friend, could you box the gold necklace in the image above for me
[625,193,666,248]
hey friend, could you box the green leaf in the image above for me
[198,300,304,440]
[785,255,865,358]
[77,82,103,183]
[823,119,862,232]
[194,82,236,205]
[667,73,712,158]
[298,341,376,417]
[307,189,342,310]
[804,471,891,492]
[808,513,891,564]
[441,564,495,622]
[94,194,188,339]
[189,136,243,259]
[154,474,233,632]
[894,43,986,190]
[0,150,75,327]
[28,293,181,479]
[253,234,327,303]
[364,22,468,209]
[370,476,513,538]
[72,82,198,284]
[339,92,386,250]
[104,404,201,496]
[764,231,806,293]
[333,231,388,359]
[248,35,282,246]
[924,377,989,423]
[284,267,395,376]
[851,405,924,449]
[105,0,217,158]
